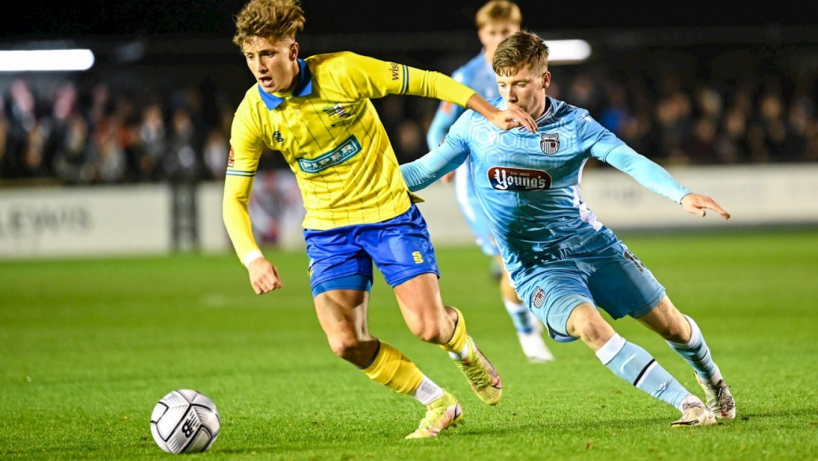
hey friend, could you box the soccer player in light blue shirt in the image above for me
[426,1,555,364]
[403,31,737,427]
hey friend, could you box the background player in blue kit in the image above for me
[402,30,736,427]
[426,1,554,363]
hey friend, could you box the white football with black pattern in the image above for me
[150,389,220,454]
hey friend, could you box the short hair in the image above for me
[233,0,305,49]
[492,30,550,77]
[475,1,522,29]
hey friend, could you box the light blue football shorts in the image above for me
[516,237,666,343]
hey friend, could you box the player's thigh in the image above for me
[585,241,666,321]
[392,272,452,342]
[313,288,371,343]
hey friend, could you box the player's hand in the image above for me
[440,170,456,184]
[488,105,537,133]
[247,257,283,294]
[681,193,731,220]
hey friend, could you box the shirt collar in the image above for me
[509,96,554,132]
[535,97,554,126]
[258,58,313,110]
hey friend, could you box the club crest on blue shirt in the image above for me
[531,287,545,308]
[488,167,552,191]
[540,133,560,154]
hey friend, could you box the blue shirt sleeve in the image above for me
[403,114,471,191]
[596,144,692,204]
[575,108,691,204]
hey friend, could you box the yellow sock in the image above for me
[361,341,423,395]
[440,306,467,354]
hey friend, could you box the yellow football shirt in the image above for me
[224,51,476,262]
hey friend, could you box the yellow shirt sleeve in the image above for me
[334,52,476,108]
[223,96,265,264]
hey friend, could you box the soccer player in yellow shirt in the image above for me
[223,0,536,439]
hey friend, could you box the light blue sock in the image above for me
[503,299,536,334]
[667,315,722,386]
[597,334,691,411]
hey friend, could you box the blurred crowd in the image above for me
[0,76,237,185]
[2,58,817,186]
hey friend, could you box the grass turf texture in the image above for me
[1,228,817,460]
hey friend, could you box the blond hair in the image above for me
[493,31,549,76]
[233,0,305,48]
[475,1,522,29]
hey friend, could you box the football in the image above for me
[150,389,221,454]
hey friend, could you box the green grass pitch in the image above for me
[1,228,817,460]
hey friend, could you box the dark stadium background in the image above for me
[0,0,808,38]
[2,0,816,223]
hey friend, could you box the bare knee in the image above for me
[328,337,358,359]
[403,305,457,344]
[577,321,615,350]
[328,337,377,366]
[566,304,616,351]
[408,317,448,343]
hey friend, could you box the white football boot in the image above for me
[696,374,736,419]
[671,399,717,427]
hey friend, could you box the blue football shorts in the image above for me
[454,161,500,257]
[304,203,440,297]
[516,236,666,343]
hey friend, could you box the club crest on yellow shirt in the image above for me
[323,103,351,127]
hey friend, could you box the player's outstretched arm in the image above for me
[681,193,731,220]
[401,143,468,192]
[246,257,284,295]
[466,93,537,132]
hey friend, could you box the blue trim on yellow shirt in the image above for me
[258,59,314,110]
[400,65,408,94]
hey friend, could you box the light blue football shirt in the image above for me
[403,96,692,287]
